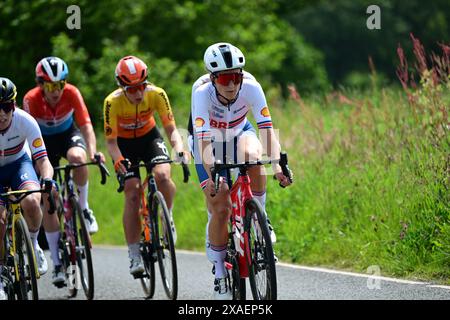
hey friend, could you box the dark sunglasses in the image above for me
[123,81,147,94]
[0,101,15,113]
[214,72,243,86]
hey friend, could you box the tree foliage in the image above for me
[0,0,328,129]
[284,0,450,86]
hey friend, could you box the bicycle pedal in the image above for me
[54,282,67,289]
[132,273,145,279]
[6,256,14,267]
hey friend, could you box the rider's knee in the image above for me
[212,203,232,222]
[154,170,171,185]
[67,149,87,163]
[124,190,140,204]
[21,193,41,213]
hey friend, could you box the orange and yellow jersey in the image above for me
[103,85,175,139]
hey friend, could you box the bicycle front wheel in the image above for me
[140,211,156,299]
[71,196,94,300]
[245,198,277,300]
[14,215,39,300]
[152,191,177,300]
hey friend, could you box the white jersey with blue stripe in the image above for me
[191,72,273,143]
[0,108,48,167]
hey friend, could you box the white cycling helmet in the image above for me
[204,42,245,73]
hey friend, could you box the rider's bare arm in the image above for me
[35,157,54,181]
[164,123,185,155]
[259,127,282,173]
[80,123,97,160]
[199,140,215,180]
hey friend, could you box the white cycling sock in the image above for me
[77,182,89,211]
[45,231,61,266]
[29,230,39,253]
[205,209,212,245]
[209,244,227,279]
[252,190,267,214]
[128,242,141,259]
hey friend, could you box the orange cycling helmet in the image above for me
[115,56,148,87]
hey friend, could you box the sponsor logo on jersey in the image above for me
[195,117,205,127]
[32,138,43,148]
[260,107,270,117]
[212,106,224,114]
[212,112,224,119]
[71,136,81,143]
[105,126,113,136]
[105,101,112,124]
[210,119,228,129]
[234,105,247,114]
[156,141,169,156]
[158,91,171,112]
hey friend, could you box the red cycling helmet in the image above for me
[115,56,148,86]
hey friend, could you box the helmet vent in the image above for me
[120,75,131,85]
[210,62,218,68]
[222,51,232,68]
[219,45,233,68]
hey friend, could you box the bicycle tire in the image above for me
[140,211,156,299]
[14,216,39,300]
[245,198,277,300]
[152,191,178,300]
[226,246,246,300]
[70,196,94,300]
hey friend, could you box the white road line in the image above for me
[276,263,428,285]
[94,245,450,289]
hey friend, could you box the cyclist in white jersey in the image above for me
[0,78,55,300]
[190,43,292,300]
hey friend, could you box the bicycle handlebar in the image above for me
[210,152,293,196]
[54,154,110,186]
[277,152,293,188]
[116,152,190,193]
[0,180,55,213]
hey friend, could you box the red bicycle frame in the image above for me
[228,173,253,278]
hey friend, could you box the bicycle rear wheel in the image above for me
[226,247,246,300]
[70,196,94,300]
[14,216,39,300]
[245,198,277,300]
[152,191,177,300]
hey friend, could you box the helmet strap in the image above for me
[0,111,13,135]
[212,80,243,109]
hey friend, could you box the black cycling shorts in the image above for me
[117,127,171,180]
[43,125,87,167]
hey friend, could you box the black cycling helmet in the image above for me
[0,77,17,103]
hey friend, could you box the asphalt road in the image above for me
[37,246,450,300]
